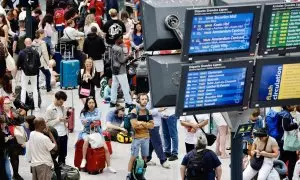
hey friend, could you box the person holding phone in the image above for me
[45,91,68,166]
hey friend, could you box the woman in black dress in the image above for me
[78,58,99,104]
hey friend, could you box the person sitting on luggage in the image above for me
[79,96,116,173]
[106,104,128,141]
[180,136,222,180]
[78,58,99,104]
[26,117,58,180]
[45,91,68,166]
[127,93,154,179]
[103,78,112,102]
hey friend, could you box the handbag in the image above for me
[250,136,269,171]
[5,52,16,71]
[193,115,216,146]
[79,87,91,96]
[283,129,300,151]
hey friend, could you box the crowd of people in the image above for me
[0,0,300,180]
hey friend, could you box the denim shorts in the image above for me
[131,138,150,157]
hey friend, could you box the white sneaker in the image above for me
[107,166,117,173]
[80,159,87,168]
[34,107,40,112]
[162,161,171,169]
[146,161,156,166]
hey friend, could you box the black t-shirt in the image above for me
[181,149,221,180]
[103,19,126,45]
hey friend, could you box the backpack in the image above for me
[23,48,39,75]
[185,149,210,180]
[132,157,146,180]
[17,34,26,53]
[32,43,43,58]
[123,105,141,133]
[265,109,284,140]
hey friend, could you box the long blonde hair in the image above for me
[85,14,96,26]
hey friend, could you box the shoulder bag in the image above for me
[193,115,216,146]
[250,136,269,171]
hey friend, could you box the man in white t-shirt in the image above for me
[27,118,57,180]
[180,114,209,153]
[45,91,68,165]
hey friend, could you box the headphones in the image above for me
[136,93,149,104]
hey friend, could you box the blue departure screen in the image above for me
[189,13,254,54]
[184,68,247,108]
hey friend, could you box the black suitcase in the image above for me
[136,76,149,94]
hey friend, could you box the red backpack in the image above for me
[54,8,65,25]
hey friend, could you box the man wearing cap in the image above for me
[180,136,222,180]
[243,128,279,180]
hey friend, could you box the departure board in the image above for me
[181,5,261,61]
[250,56,300,108]
[176,60,253,116]
[189,13,254,54]
[259,3,300,55]
[258,63,300,101]
[184,68,246,108]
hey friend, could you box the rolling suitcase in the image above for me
[103,131,112,154]
[60,60,80,88]
[67,107,75,133]
[86,147,106,174]
[74,140,84,169]
[67,89,75,133]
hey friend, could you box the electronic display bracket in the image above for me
[181,5,262,62]
[250,56,300,108]
[175,59,254,117]
[259,2,300,56]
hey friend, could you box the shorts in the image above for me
[94,60,104,72]
[131,138,150,157]
[31,164,52,180]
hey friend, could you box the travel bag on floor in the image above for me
[86,147,106,174]
[60,60,80,88]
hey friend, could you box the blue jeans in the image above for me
[37,67,52,92]
[131,138,150,157]
[161,115,178,155]
[148,126,167,165]
[5,156,12,180]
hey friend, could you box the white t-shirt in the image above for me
[212,112,227,127]
[27,131,55,167]
[180,114,209,144]
[45,104,67,136]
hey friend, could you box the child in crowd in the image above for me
[104,78,112,102]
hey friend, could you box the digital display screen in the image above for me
[260,3,300,55]
[258,63,300,101]
[184,68,247,108]
[176,60,253,116]
[189,13,254,54]
[181,5,261,62]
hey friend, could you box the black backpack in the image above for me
[185,149,210,180]
[23,48,39,75]
[17,34,26,53]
